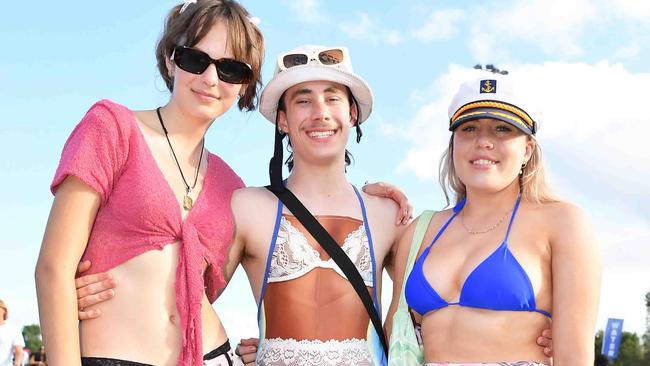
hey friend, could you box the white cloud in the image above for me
[394,62,650,334]
[603,0,650,20]
[280,0,326,24]
[339,13,403,45]
[467,0,598,60]
[411,9,466,42]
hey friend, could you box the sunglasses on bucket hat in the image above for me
[171,45,253,84]
[277,47,349,71]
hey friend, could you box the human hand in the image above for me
[75,260,118,320]
[362,181,413,225]
[235,337,259,366]
[536,328,553,357]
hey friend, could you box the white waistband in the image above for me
[257,337,373,366]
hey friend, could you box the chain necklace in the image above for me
[156,107,204,211]
[460,209,510,235]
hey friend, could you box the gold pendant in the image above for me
[183,195,193,210]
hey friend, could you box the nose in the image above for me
[200,62,220,87]
[476,129,494,149]
[311,98,331,121]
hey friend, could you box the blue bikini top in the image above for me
[405,195,551,318]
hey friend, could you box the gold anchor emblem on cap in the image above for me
[481,80,495,93]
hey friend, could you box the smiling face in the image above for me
[167,19,243,122]
[278,80,357,169]
[452,118,534,193]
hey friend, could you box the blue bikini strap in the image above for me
[503,194,523,243]
[352,185,380,311]
[256,199,283,322]
[426,198,464,250]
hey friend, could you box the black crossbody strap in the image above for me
[265,185,389,357]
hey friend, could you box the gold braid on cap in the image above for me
[451,101,534,128]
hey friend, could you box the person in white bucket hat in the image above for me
[232,44,406,366]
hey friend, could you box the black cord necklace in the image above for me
[156,107,204,211]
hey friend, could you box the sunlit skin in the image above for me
[277,81,357,171]
[35,19,243,366]
[164,21,243,126]
[452,118,533,195]
[386,117,600,365]
[69,79,415,365]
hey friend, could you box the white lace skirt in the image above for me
[257,337,374,366]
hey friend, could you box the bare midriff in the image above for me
[420,306,551,364]
[263,215,373,341]
[79,242,227,366]
[264,270,371,340]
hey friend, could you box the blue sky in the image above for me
[1,0,649,342]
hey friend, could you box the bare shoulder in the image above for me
[535,200,589,226]
[360,191,399,222]
[530,200,595,247]
[231,186,278,223]
[232,186,276,208]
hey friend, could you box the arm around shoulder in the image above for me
[384,217,420,338]
[548,202,601,366]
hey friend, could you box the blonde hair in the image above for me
[0,299,7,320]
[438,134,558,207]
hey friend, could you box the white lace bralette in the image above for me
[268,216,373,286]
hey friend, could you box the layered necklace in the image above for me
[156,107,204,211]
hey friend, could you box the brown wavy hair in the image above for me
[155,0,264,111]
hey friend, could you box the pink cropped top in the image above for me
[50,99,244,366]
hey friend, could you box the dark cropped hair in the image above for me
[277,87,362,171]
[155,0,264,111]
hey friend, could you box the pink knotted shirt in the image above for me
[51,99,244,366]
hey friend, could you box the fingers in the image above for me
[238,338,259,346]
[539,328,552,357]
[235,338,259,365]
[536,335,549,347]
[75,273,117,294]
[362,181,413,225]
[76,273,117,316]
[78,308,102,321]
[77,288,115,309]
[544,345,552,357]
[76,260,92,274]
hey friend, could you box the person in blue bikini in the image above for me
[386,72,601,366]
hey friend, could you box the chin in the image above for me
[195,102,231,120]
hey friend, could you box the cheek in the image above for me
[219,82,243,97]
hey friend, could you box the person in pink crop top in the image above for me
[35,1,264,365]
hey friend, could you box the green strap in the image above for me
[398,210,435,309]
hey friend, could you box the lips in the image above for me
[193,89,220,101]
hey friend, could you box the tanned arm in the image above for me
[35,177,101,366]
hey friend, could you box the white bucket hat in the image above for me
[259,45,373,124]
[448,72,539,135]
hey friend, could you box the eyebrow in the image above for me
[287,84,346,101]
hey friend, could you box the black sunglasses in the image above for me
[172,46,253,84]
